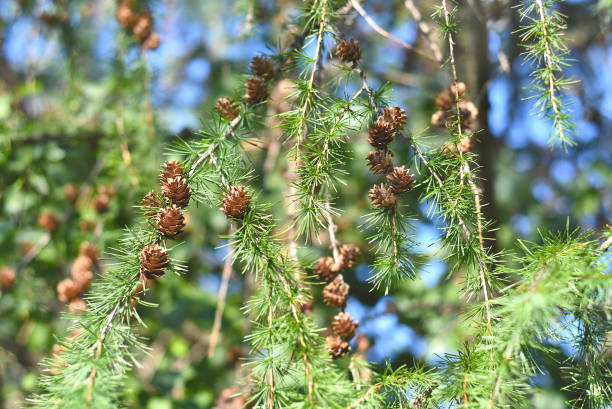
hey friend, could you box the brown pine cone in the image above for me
[244,77,268,104]
[457,101,479,127]
[160,161,185,184]
[64,183,79,204]
[157,205,185,238]
[142,32,161,50]
[368,184,396,210]
[38,210,58,232]
[215,97,239,120]
[435,90,453,110]
[356,333,370,354]
[57,279,80,302]
[115,1,136,28]
[387,166,415,195]
[450,82,467,99]
[366,149,394,175]
[139,244,169,280]
[383,106,407,131]
[72,268,93,292]
[332,312,359,340]
[367,119,395,149]
[457,137,472,153]
[431,110,447,127]
[68,298,87,314]
[162,176,192,208]
[79,242,99,262]
[335,38,361,63]
[326,336,350,359]
[142,190,163,217]
[72,254,93,275]
[250,56,275,80]
[313,256,339,282]
[323,275,349,309]
[339,245,360,269]
[92,193,110,213]
[0,267,16,289]
[221,186,251,219]
[132,11,153,41]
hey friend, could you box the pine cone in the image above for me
[92,193,110,213]
[326,336,349,359]
[57,279,79,302]
[157,205,185,238]
[72,254,93,275]
[387,166,415,195]
[245,77,268,104]
[457,137,472,153]
[367,119,395,149]
[431,110,447,127]
[366,149,394,175]
[72,268,93,292]
[339,245,360,269]
[0,267,16,289]
[132,11,153,41]
[79,242,99,262]
[64,183,79,204]
[323,275,349,309]
[222,186,251,219]
[162,176,192,208]
[313,256,339,282]
[332,312,359,340]
[450,82,467,99]
[457,101,479,127]
[38,210,58,232]
[356,333,370,354]
[115,1,136,28]
[68,298,87,314]
[142,32,160,50]
[335,38,361,63]
[435,90,453,110]
[215,97,239,120]
[383,106,407,131]
[250,56,274,80]
[368,184,396,210]
[160,160,185,184]
[139,244,169,280]
[142,191,163,217]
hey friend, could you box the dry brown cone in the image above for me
[68,298,87,314]
[38,210,58,232]
[64,183,79,204]
[367,119,395,149]
[245,77,268,104]
[221,185,251,219]
[339,245,360,269]
[323,274,349,309]
[133,11,153,41]
[450,81,467,99]
[142,32,161,50]
[335,38,361,63]
[368,184,396,210]
[366,149,394,175]
[250,56,275,80]
[215,97,239,120]
[157,205,186,238]
[79,242,99,262]
[326,335,350,359]
[72,254,93,274]
[72,269,93,292]
[115,1,136,28]
[383,106,408,131]
[332,312,359,340]
[313,256,339,282]
[457,137,472,154]
[431,110,446,127]
[0,267,16,289]
[92,193,110,213]
[160,160,185,184]
[435,90,453,110]
[139,244,169,280]
[457,101,479,127]
[387,166,416,195]
[142,190,163,217]
[162,176,192,208]
[57,278,80,302]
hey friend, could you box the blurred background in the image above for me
[0,0,610,408]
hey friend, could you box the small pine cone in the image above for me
[79,242,99,262]
[244,77,268,104]
[339,245,360,269]
[142,32,160,50]
[356,333,370,354]
[139,244,169,280]
[387,166,415,195]
[457,101,479,126]
[157,205,185,238]
[115,1,136,28]
[0,267,16,289]
[435,90,453,110]
[142,190,163,217]
[72,269,93,292]
[215,97,239,120]
[383,106,407,131]
[323,275,349,309]
[368,184,396,210]
[57,279,80,302]
[221,186,251,220]
[160,160,185,184]
[72,254,93,274]
[313,256,339,282]
[132,11,153,41]
[162,176,192,208]
[335,38,361,63]
[64,183,79,204]
[431,110,447,127]
[449,82,467,99]
[38,211,58,232]
[92,193,110,213]
[68,298,87,314]
[367,119,395,149]
[332,312,359,340]
[457,137,472,154]
[250,56,275,80]
[366,149,394,175]
[326,336,350,359]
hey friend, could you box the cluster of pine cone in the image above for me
[430,82,479,130]
[115,0,160,50]
[313,245,360,359]
[335,38,362,64]
[56,242,99,313]
[365,106,416,211]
